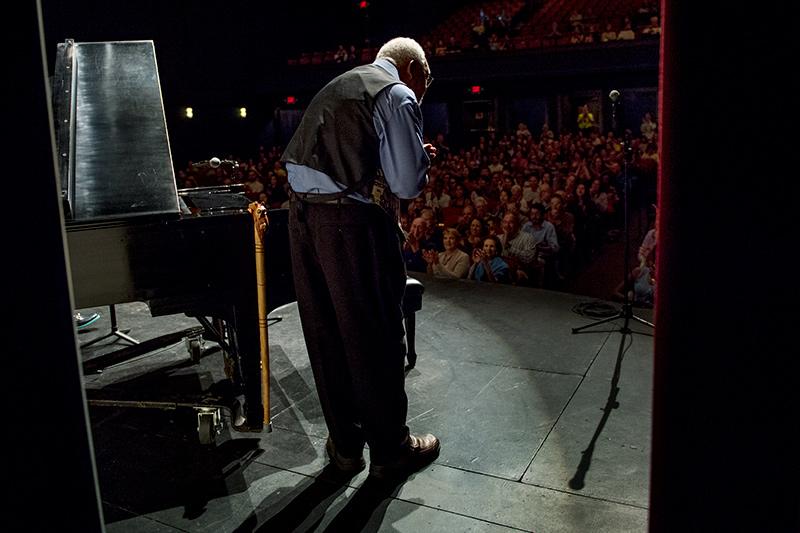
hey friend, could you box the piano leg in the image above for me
[224,301,265,433]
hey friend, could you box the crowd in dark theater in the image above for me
[178,113,658,302]
[288,0,660,66]
[175,0,663,304]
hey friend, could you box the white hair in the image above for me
[376,37,428,70]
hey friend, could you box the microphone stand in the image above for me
[572,92,654,335]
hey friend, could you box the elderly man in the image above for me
[403,216,431,272]
[282,37,440,480]
[498,212,538,284]
[521,202,560,287]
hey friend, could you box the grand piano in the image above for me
[55,39,285,442]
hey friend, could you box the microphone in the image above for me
[608,90,620,136]
[192,157,239,168]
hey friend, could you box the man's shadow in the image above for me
[320,475,405,532]
[235,467,405,532]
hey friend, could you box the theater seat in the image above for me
[402,276,424,369]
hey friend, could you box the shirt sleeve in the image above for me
[373,84,430,199]
[493,258,511,283]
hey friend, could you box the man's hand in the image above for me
[424,143,438,160]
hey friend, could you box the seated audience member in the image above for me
[642,16,661,36]
[407,196,426,219]
[424,228,470,279]
[538,185,554,210]
[468,235,510,283]
[638,212,658,265]
[493,189,513,219]
[463,217,487,256]
[265,173,288,208]
[545,21,562,44]
[640,112,658,142]
[420,206,444,250]
[473,196,490,221]
[546,195,576,276]
[399,212,411,235]
[498,212,538,284]
[601,23,617,42]
[451,183,469,207]
[569,10,583,30]
[589,178,615,233]
[485,215,501,237]
[456,204,476,236]
[570,24,587,45]
[568,181,598,264]
[403,217,431,273]
[426,180,450,209]
[522,174,540,203]
[615,248,656,307]
[333,44,348,63]
[243,169,264,199]
[521,203,560,286]
[617,19,636,40]
[577,105,596,136]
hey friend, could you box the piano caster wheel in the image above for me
[185,332,204,364]
[196,407,222,446]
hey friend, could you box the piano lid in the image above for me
[55,40,179,222]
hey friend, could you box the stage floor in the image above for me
[78,273,654,532]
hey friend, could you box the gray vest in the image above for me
[281,64,402,197]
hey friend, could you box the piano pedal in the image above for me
[231,395,247,428]
[229,396,271,434]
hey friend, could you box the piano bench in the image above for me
[402,276,424,369]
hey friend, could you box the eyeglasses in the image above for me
[425,74,434,88]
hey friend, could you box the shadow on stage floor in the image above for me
[78,274,653,532]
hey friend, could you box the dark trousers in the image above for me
[288,199,409,463]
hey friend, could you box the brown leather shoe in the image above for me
[369,434,440,480]
[326,437,366,473]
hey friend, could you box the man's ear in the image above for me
[405,59,417,80]
[410,59,428,81]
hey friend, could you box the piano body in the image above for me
[55,39,272,440]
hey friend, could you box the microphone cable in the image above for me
[571,300,619,318]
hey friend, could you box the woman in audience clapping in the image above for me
[424,228,470,279]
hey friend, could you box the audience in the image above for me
[177,108,658,298]
[287,1,660,65]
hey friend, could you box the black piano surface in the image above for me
[55,40,293,432]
